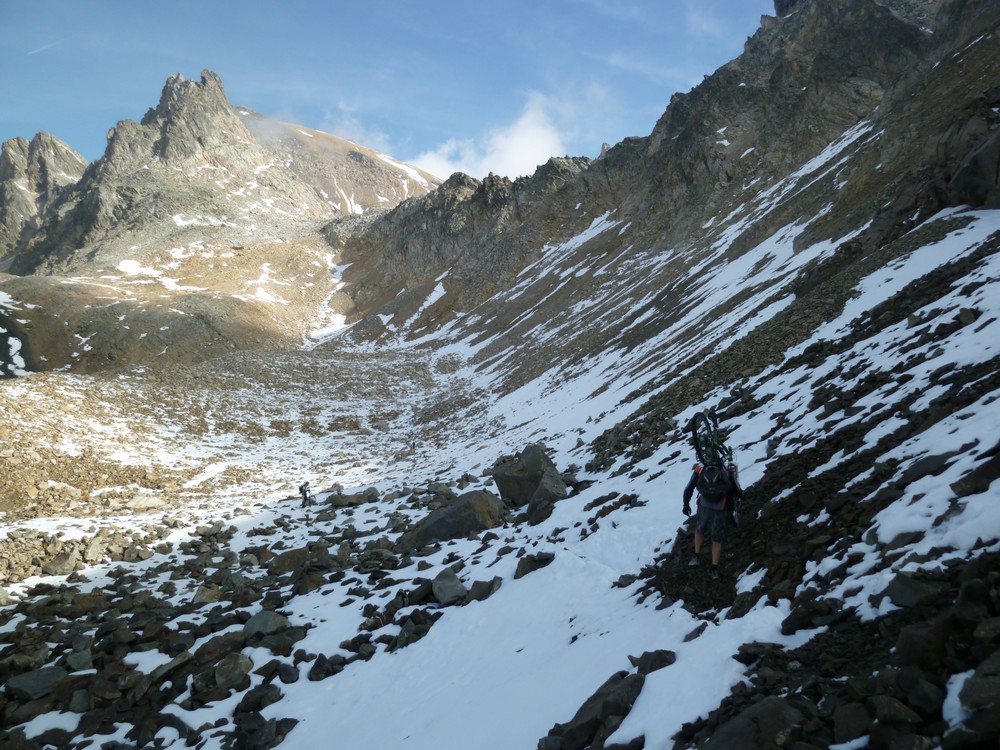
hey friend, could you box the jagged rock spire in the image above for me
[101,69,261,174]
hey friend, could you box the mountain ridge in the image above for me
[326,0,947,346]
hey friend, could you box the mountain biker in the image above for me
[682,461,742,580]
[299,481,313,508]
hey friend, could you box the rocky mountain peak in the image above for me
[8,69,339,275]
[0,132,86,264]
[142,70,230,126]
[101,69,262,175]
[0,132,85,193]
[512,155,592,208]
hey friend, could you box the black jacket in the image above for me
[682,463,742,511]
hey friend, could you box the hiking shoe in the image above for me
[709,566,720,580]
[687,556,701,568]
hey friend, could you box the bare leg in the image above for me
[694,530,704,555]
[711,542,722,566]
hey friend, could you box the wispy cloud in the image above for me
[319,100,392,154]
[565,0,645,24]
[410,92,569,180]
[601,51,704,90]
[683,0,732,39]
[27,41,59,55]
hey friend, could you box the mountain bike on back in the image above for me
[680,410,745,579]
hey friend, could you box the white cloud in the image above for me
[410,92,569,180]
[320,101,392,154]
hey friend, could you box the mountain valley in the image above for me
[1,1,999,748]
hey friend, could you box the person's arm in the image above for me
[682,469,699,507]
[729,470,743,500]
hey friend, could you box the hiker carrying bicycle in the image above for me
[682,412,743,580]
[299,481,314,508]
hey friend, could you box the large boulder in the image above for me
[703,696,806,749]
[266,543,334,576]
[514,552,556,580]
[395,490,507,553]
[244,610,291,638]
[526,468,569,525]
[5,666,68,700]
[41,548,79,576]
[960,650,1000,712]
[215,653,254,691]
[328,486,380,507]
[490,444,568,509]
[431,567,468,606]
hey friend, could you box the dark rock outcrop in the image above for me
[431,566,468,606]
[538,671,645,750]
[773,0,802,15]
[703,696,805,749]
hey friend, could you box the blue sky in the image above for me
[2,0,774,179]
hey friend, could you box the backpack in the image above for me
[696,463,732,502]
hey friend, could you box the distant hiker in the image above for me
[299,481,313,508]
[682,461,742,580]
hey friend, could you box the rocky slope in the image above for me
[0,0,999,748]
[333,0,999,410]
[324,157,594,334]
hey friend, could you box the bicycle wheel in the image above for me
[690,411,721,466]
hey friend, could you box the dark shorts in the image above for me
[696,504,728,543]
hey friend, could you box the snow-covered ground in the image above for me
[3,192,999,747]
